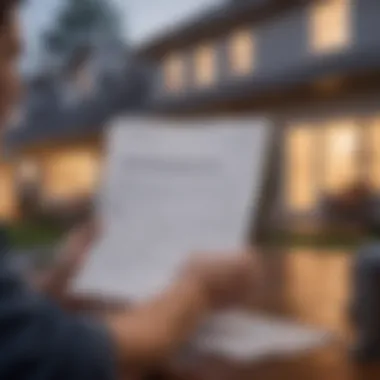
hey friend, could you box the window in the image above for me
[228,29,255,76]
[285,117,380,215]
[0,165,17,220]
[18,160,39,183]
[194,43,216,87]
[309,0,351,54]
[285,125,317,212]
[163,53,185,92]
[321,119,360,194]
[43,149,100,200]
[367,117,380,190]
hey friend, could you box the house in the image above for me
[3,0,380,229]
[132,0,380,228]
[0,39,150,222]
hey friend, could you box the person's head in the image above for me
[0,0,22,128]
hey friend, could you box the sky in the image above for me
[20,0,222,72]
[111,0,221,43]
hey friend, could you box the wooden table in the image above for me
[68,250,380,380]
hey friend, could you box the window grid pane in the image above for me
[309,0,351,54]
[228,29,255,76]
[367,118,380,190]
[163,53,184,93]
[321,120,359,194]
[285,126,317,212]
[43,150,100,200]
[194,44,216,87]
[0,166,16,220]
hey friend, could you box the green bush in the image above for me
[265,230,368,250]
[7,221,64,249]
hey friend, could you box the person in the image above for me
[0,1,260,379]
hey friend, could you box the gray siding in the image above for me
[256,7,309,73]
[354,0,380,48]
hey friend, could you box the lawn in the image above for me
[264,230,371,250]
[4,222,372,252]
[6,221,64,249]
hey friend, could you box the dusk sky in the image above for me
[20,0,221,72]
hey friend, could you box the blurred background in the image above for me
[2,2,380,376]
[1,0,379,274]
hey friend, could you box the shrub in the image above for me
[321,181,379,233]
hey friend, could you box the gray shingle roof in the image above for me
[134,0,313,59]
[5,57,152,150]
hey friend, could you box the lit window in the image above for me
[228,29,255,76]
[367,117,380,190]
[285,125,317,212]
[43,149,100,200]
[194,43,216,87]
[18,160,39,182]
[0,165,17,220]
[321,119,359,194]
[163,53,184,92]
[309,0,351,54]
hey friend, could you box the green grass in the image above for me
[7,222,64,249]
[264,230,371,250]
[4,221,374,251]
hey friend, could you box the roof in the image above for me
[134,0,314,59]
[5,59,152,149]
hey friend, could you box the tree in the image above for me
[44,0,121,62]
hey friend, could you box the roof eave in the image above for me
[134,0,315,59]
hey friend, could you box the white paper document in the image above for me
[73,117,331,361]
[191,311,331,361]
[75,117,271,301]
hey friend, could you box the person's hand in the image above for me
[106,250,261,367]
[179,250,261,311]
[107,251,261,367]
[55,218,100,274]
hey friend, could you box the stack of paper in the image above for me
[191,311,331,361]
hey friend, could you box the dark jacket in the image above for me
[0,253,116,379]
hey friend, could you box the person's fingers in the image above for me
[181,249,262,310]
[72,217,101,248]
[57,219,99,268]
